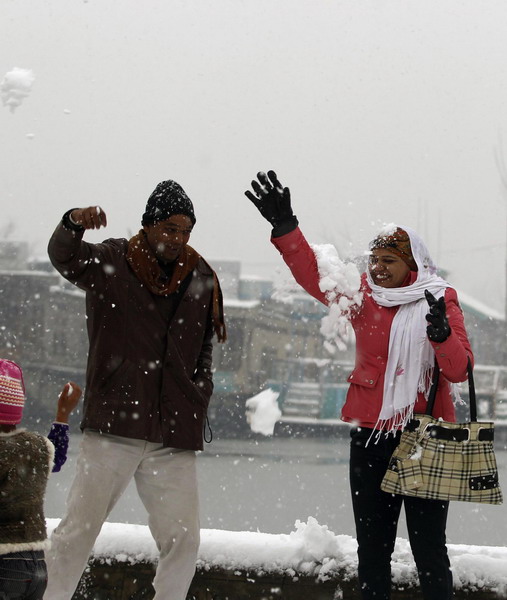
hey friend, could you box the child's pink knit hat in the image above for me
[0,359,26,425]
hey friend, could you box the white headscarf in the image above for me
[366,224,450,430]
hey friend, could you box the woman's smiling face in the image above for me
[368,248,411,288]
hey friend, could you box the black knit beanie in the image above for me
[142,180,196,226]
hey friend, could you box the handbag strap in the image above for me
[467,358,477,422]
[425,357,476,421]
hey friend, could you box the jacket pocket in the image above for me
[175,372,210,409]
[191,377,213,408]
[347,366,381,389]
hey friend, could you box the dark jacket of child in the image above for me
[0,430,54,554]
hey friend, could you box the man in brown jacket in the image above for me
[44,180,226,600]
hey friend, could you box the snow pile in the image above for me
[1,68,35,112]
[450,544,507,596]
[311,243,363,352]
[245,388,282,435]
[199,517,356,582]
[45,518,507,593]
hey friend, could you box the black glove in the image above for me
[425,289,451,343]
[245,170,298,237]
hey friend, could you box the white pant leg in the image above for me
[134,446,200,600]
[45,432,144,600]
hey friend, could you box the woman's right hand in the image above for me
[245,171,298,235]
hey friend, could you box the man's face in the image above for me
[143,214,193,263]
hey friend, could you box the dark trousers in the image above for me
[0,551,47,600]
[349,427,453,600]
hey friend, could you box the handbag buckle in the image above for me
[461,426,471,443]
[426,423,471,443]
[477,426,495,442]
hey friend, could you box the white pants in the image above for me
[45,431,200,600]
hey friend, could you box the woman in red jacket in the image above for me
[245,171,473,600]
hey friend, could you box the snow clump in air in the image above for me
[1,68,35,112]
[376,222,398,237]
[245,388,282,436]
[311,243,363,352]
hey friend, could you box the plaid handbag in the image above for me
[381,359,503,504]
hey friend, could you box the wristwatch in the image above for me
[62,209,85,232]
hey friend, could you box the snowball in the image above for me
[245,389,282,436]
[1,67,35,112]
[311,243,362,352]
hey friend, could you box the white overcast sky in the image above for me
[2,0,507,311]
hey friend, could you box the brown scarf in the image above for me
[126,231,226,342]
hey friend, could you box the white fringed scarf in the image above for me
[366,225,450,431]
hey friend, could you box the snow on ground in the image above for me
[245,388,282,435]
[1,67,35,112]
[46,517,507,594]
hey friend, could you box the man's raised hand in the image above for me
[70,206,107,230]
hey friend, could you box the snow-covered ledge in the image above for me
[47,517,507,598]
